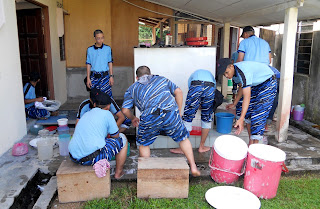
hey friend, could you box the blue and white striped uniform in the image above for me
[69,108,126,165]
[183,70,216,130]
[86,44,113,97]
[233,61,277,141]
[76,98,131,128]
[123,75,188,146]
[23,83,50,119]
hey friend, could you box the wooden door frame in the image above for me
[25,0,55,99]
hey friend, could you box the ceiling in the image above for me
[144,0,320,27]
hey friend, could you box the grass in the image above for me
[84,174,320,209]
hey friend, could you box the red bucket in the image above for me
[209,135,248,184]
[244,144,288,199]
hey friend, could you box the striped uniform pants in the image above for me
[236,77,277,140]
[90,72,112,97]
[137,110,189,146]
[71,136,125,166]
[182,84,215,123]
[25,106,50,119]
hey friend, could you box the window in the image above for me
[59,35,65,61]
[295,21,314,75]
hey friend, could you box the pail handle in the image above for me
[282,163,289,173]
[208,149,246,177]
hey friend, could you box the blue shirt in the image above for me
[69,108,119,159]
[122,75,179,117]
[188,69,216,88]
[86,44,113,72]
[231,51,239,63]
[233,61,274,88]
[23,83,36,108]
[238,35,271,64]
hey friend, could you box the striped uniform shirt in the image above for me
[122,75,179,117]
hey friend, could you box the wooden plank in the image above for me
[57,159,110,203]
[137,157,189,199]
[138,157,189,170]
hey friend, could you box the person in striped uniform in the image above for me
[69,90,128,179]
[217,59,277,145]
[170,69,216,154]
[75,88,131,132]
[86,29,114,97]
[122,66,200,177]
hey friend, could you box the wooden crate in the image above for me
[137,157,189,198]
[57,159,110,203]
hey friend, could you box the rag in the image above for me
[93,159,111,178]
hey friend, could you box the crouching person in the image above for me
[24,72,50,119]
[122,66,200,177]
[69,90,128,179]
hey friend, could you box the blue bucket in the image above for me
[215,112,235,134]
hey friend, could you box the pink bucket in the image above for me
[244,144,288,199]
[209,135,248,184]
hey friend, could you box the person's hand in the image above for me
[109,77,114,86]
[36,97,44,102]
[226,103,235,110]
[132,117,140,127]
[234,118,244,135]
[86,79,92,89]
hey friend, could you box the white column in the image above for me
[276,7,298,142]
[222,23,230,97]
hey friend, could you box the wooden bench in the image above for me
[137,157,189,198]
[56,159,110,203]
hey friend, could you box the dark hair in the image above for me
[136,66,151,77]
[93,29,103,37]
[29,72,40,82]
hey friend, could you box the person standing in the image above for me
[86,29,114,97]
[170,69,216,154]
[218,59,277,145]
[236,26,271,64]
[122,66,200,177]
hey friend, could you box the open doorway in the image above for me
[16,0,54,99]
[138,17,170,46]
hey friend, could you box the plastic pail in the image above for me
[293,110,304,121]
[209,135,248,184]
[215,112,235,134]
[37,139,53,160]
[57,126,70,135]
[244,144,288,199]
[58,134,71,156]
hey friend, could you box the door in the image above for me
[17,9,48,97]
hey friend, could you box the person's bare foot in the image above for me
[191,168,201,177]
[51,111,59,116]
[170,148,184,154]
[114,170,125,179]
[198,146,211,153]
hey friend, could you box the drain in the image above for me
[10,170,52,209]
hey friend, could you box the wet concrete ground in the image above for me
[1,101,320,208]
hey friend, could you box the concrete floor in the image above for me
[1,101,320,208]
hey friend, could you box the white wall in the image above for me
[0,0,27,156]
[34,0,67,104]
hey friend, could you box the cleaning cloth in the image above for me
[93,159,111,178]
